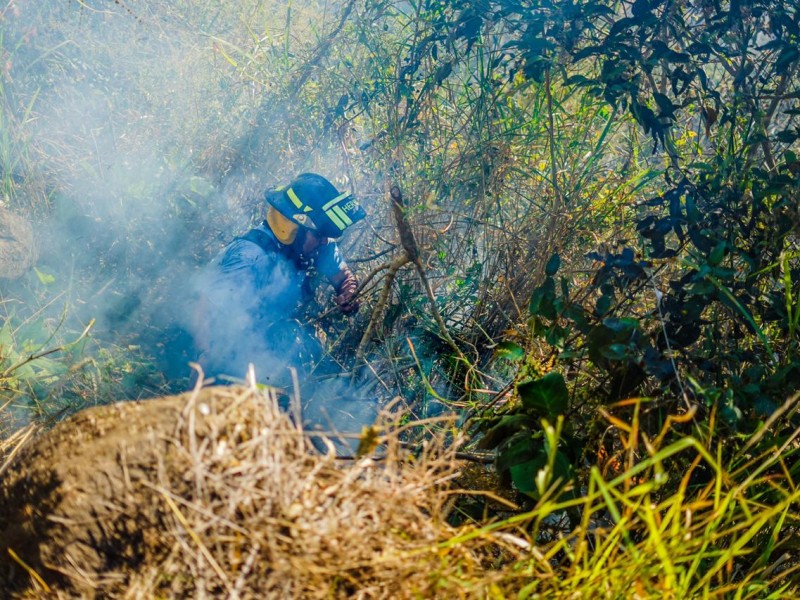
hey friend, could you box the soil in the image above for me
[0,389,207,597]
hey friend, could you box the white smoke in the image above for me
[0,0,382,444]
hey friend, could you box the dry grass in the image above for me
[0,421,37,474]
[125,383,522,598]
[0,381,522,598]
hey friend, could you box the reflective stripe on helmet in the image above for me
[322,191,357,231]
[287,187,305,210]
[334,205,352,226]
[321,191,352,211]
[325,208,347,231]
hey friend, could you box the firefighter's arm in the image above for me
[329,267,359,315]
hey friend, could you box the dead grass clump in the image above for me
[136,385,519,598]
[0,383,520,598]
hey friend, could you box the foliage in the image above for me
[363,2,800,583]
[0,297,167,440]
[0,0,799,594]
[437,0,800,450]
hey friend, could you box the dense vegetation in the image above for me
[1,0,799,595]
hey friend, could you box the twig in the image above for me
[389,184,466,362]
[544,68,563,210]
[0,318,95,378]
[452,452,496,465]
[307,260,394,324]
[354,253,411,365]
[287,0,356,97]
[349,246,396,264]
[461,380,516,436]
[650,276,690,409]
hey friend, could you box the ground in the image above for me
[1,391,194,596]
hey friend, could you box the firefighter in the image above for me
[190,173,365,386]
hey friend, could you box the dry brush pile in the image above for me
[0,383,523,598]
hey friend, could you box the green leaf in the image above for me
[517,372,569,418]
[494,341,525,362]
[545,324,568,349]
[529,277,556,319]
[708,241,726,266]
[720,405,743,425]
[477,414,536,450]
[599,343,629,361]
[602,317,639,335]
[547,450,576,496]
[34,267,55,285]
[512,449,575,498]
[29,356,68,378]
[509,454,547,494]
[11,364,34,380]
[545,253,561,276]
[497,430,540,475]
[653,92,676,116]
[776,129,799,144]
[686,280,715,296]
[596,293,613,316]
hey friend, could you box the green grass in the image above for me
[451,398,800,597]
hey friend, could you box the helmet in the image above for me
[265,173,366,239]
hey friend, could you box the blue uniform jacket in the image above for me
[191,223,348,382]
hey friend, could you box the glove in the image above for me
[334,271,360,315]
